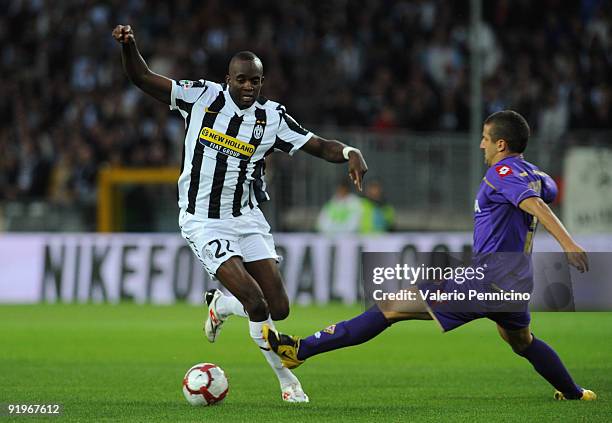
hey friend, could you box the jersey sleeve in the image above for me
[169,79,209,116]
[540,172,558,204]
[487,164,539,207]
[272,107,313,155]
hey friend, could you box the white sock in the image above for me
[249,317,300,388]
[216,294,248,319]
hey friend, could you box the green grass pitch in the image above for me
[1,304,611,422]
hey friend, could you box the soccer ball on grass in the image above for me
[182,363,229,406]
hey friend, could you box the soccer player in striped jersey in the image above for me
[113,24,368,402]
[264,110,596,402]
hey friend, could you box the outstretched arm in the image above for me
[301,136,368,191]
[519,196,588,272]
[112,25,172,104]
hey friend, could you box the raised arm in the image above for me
[112,25,172,104]
[519,196,588,272]
[301,135,368,191]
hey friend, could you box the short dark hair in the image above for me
[229,51,262,70]
[484,110,530,154]
[232,50,260,62]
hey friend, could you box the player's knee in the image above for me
[511,342,531,354]
[497,325,533,353]
[243,296,269,321]
[270,302,290,321]
[268,291,290,320]
[509,333,533,354]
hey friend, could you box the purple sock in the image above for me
[297,305,391,360]
[518,335,582,399]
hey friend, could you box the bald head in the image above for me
[226,51,264,109]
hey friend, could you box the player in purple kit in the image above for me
[264,110,596,401]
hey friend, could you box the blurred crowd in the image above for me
[0,0,610,206]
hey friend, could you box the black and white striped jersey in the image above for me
[170,79,313,219]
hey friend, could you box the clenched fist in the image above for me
[112,25,135,44]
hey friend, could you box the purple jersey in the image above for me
[473,155,557,253]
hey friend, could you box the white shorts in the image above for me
[178,207,279,277]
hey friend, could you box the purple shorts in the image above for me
[420,272,532,332]
[428,309,531,332]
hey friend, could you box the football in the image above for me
[182,363,229,406]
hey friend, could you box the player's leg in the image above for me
[204,258,289,342]
[203,286,247,343]
[496,322,596,400]
[222,226,306,401]
[243,258,290,321]
[181,226,306,401]
[265,280,489,369]
[202,212,277,337]
[240,258,309,400]
[264,287,432,368]
[214,256,307,402]
[185,209,305,400]
[215,256,270,320]
[204,254,272,348]
[208,211,289,323]
[239,209,291,321]
[203,259,288,340]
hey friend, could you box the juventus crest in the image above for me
[253,123,264,140]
